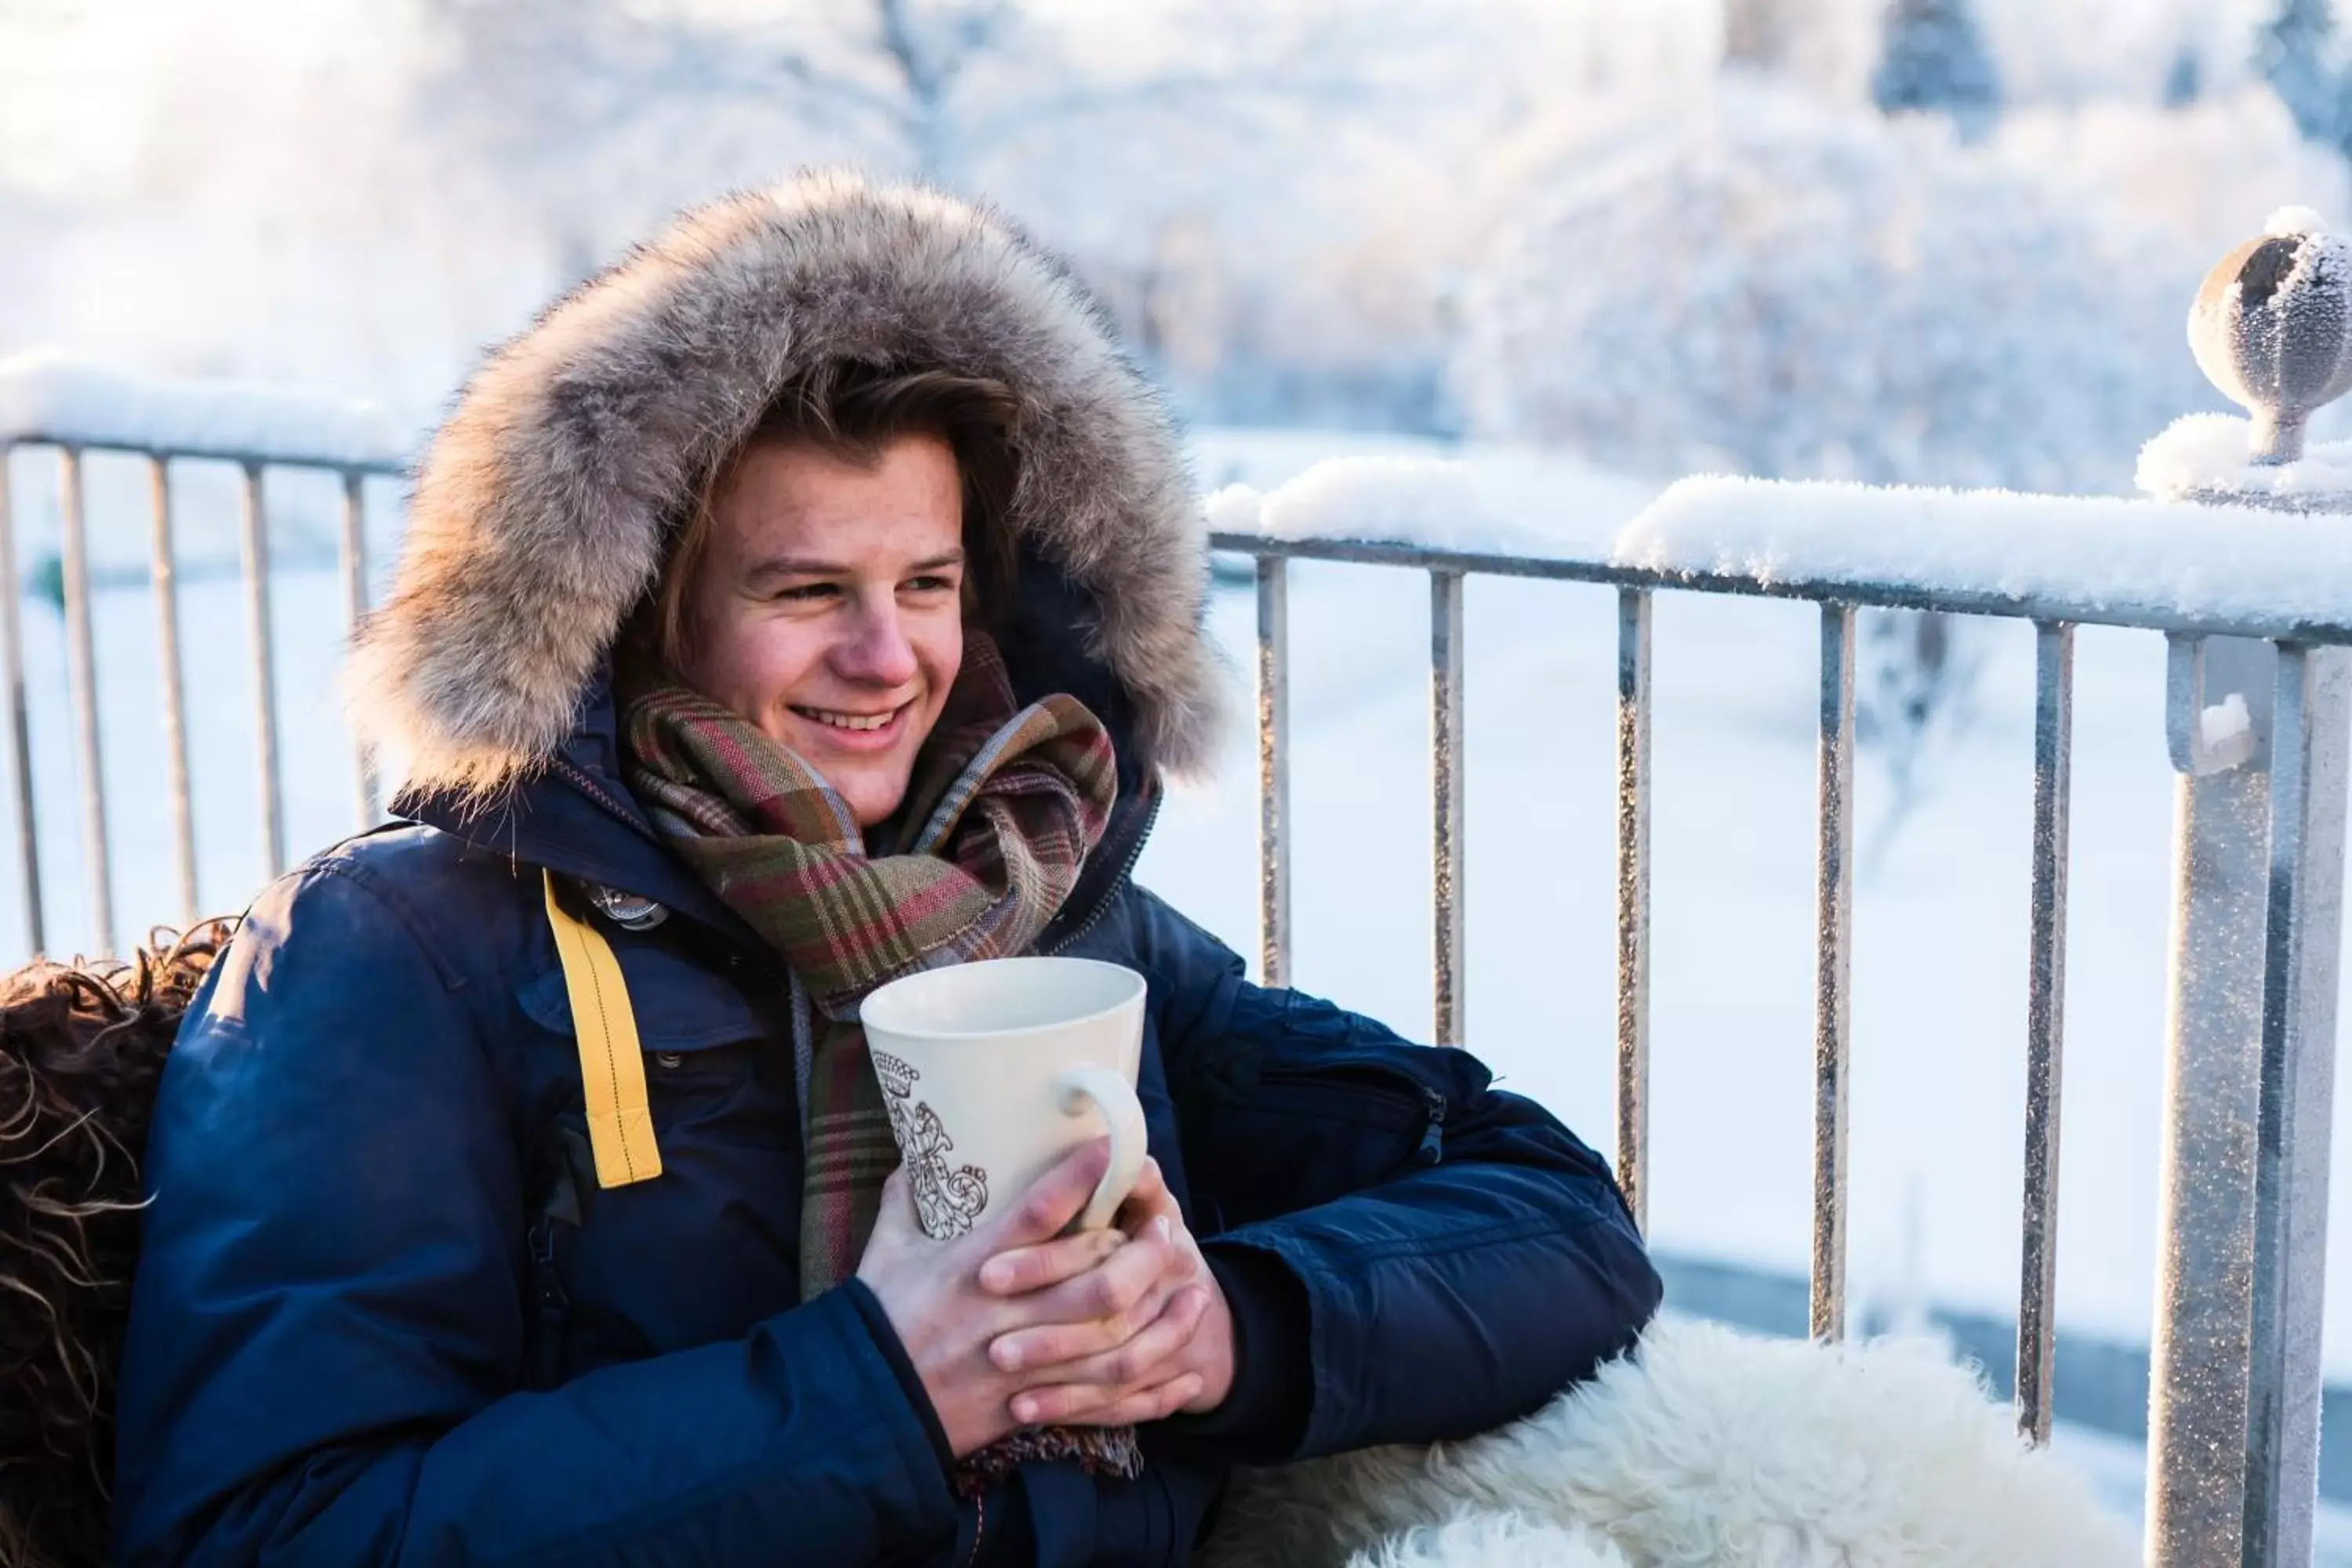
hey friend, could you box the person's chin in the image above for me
[822,753,916,827]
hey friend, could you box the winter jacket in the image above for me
[111,173,1661,1568]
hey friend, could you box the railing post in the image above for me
[341,469,378,830]
[1616,587,1652,1232]
[150,456,199,927]
[1256,555,1290,988]
[2242,643,2350,1566]
[2016,621,2074,1443]
[1430,569,1466,1047]
[1812,603,1855,1341]
[60,447,114,958]
[239,462,285,880]
[0,445,41,956]
[2147,633,2277,1568]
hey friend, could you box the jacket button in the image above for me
[654,1051,683,1069]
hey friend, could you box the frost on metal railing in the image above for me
[1210,212,2352,1568]
[1617,475,2352,641]
[0,350,411,960]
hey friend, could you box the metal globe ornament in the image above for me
[2188,212,2352,466]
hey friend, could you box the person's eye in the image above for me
[905,575,959,594]
[774,582,839,603]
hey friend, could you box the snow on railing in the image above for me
[1621,477,2352,642]
[0,350,409,469]
[0,351,413,960]
[1211,460,2352,641]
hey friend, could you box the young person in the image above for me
[114,174,1659,1567]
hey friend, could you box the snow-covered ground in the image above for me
[8,423,2352,1544]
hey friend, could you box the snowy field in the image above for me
[8,424,2352,1546]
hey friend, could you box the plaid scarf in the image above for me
[619,633,1140,1488]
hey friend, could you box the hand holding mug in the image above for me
[977,1156,1237,1427]
[856,957,1225,1450]
[856,1141,1211,1457]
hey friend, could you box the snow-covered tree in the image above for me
[1724,0,1805,70]
[1856,606,1980,867]
[416,0,1414,270]
[412,0,1478,426]
[1719,0,1882,101]
[1452,81,2216,494]
[2259,0,2351,148]
[2163,41,2205,108]
[1871,0,2002,142]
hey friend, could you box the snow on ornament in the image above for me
[2186,208,2352,466]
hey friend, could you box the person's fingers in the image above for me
[1002,1282,1208,1393]
[1014,1370,1207,1428]
[978,1225,1127,1297]
[989,1239,1192,1374]
[1114,1157,1173,1233]
[869,1167,916,1238]
[1065,1218,1179,1312]
[987,1138,1112,1250]
[1090,1373,1208,1428]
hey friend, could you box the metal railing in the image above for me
[1,409,408,958]
[1210,524,2351,1568]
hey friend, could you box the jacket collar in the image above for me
[396,674,760,948]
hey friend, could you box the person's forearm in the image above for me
[1202,1151,1659,1461]
[121,1287,960,1568]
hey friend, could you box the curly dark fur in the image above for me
[0,924,232,1568]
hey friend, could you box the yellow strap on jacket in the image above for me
[543,870,663,1189]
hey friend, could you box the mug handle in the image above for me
[1055,1065,1148,1232]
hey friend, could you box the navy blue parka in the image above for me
[111,175,1660,1567]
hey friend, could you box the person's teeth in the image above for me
[803,707,895,731]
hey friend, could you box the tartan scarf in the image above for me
[619,633,1141,1488]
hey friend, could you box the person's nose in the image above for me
[834,597,920,690]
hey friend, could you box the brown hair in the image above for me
[642,364,1023,668]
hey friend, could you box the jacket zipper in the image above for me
[525,1213,570,1388]
[1415,1087,1447,1166]
[1042,791,1162,956]
[964,1492,988,1568]
[1258,1065,1449,1166]
[551,757,658,842]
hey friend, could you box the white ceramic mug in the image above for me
[860,956,1149,1239]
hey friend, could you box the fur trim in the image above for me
[1200,1318,2137,1568]
[348,172,1223,800]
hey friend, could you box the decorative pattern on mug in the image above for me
[873,1049,990,1237]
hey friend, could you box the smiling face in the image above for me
[673,434,967,826]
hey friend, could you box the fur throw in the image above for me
[0,926,233,1568]
[347,172,1223,802]
[1200,1318,2137,1568]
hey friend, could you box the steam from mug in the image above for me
[1055,1064,1147,1231]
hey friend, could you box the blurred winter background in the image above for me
[11,0,2346,468]
[10,0,2352,1539]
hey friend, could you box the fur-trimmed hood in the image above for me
[349,172,1223,800]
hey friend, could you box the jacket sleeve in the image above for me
[1128,885,1663,1465]
[111,863,962,1567]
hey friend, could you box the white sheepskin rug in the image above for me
[1197,1317,2137,1568]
